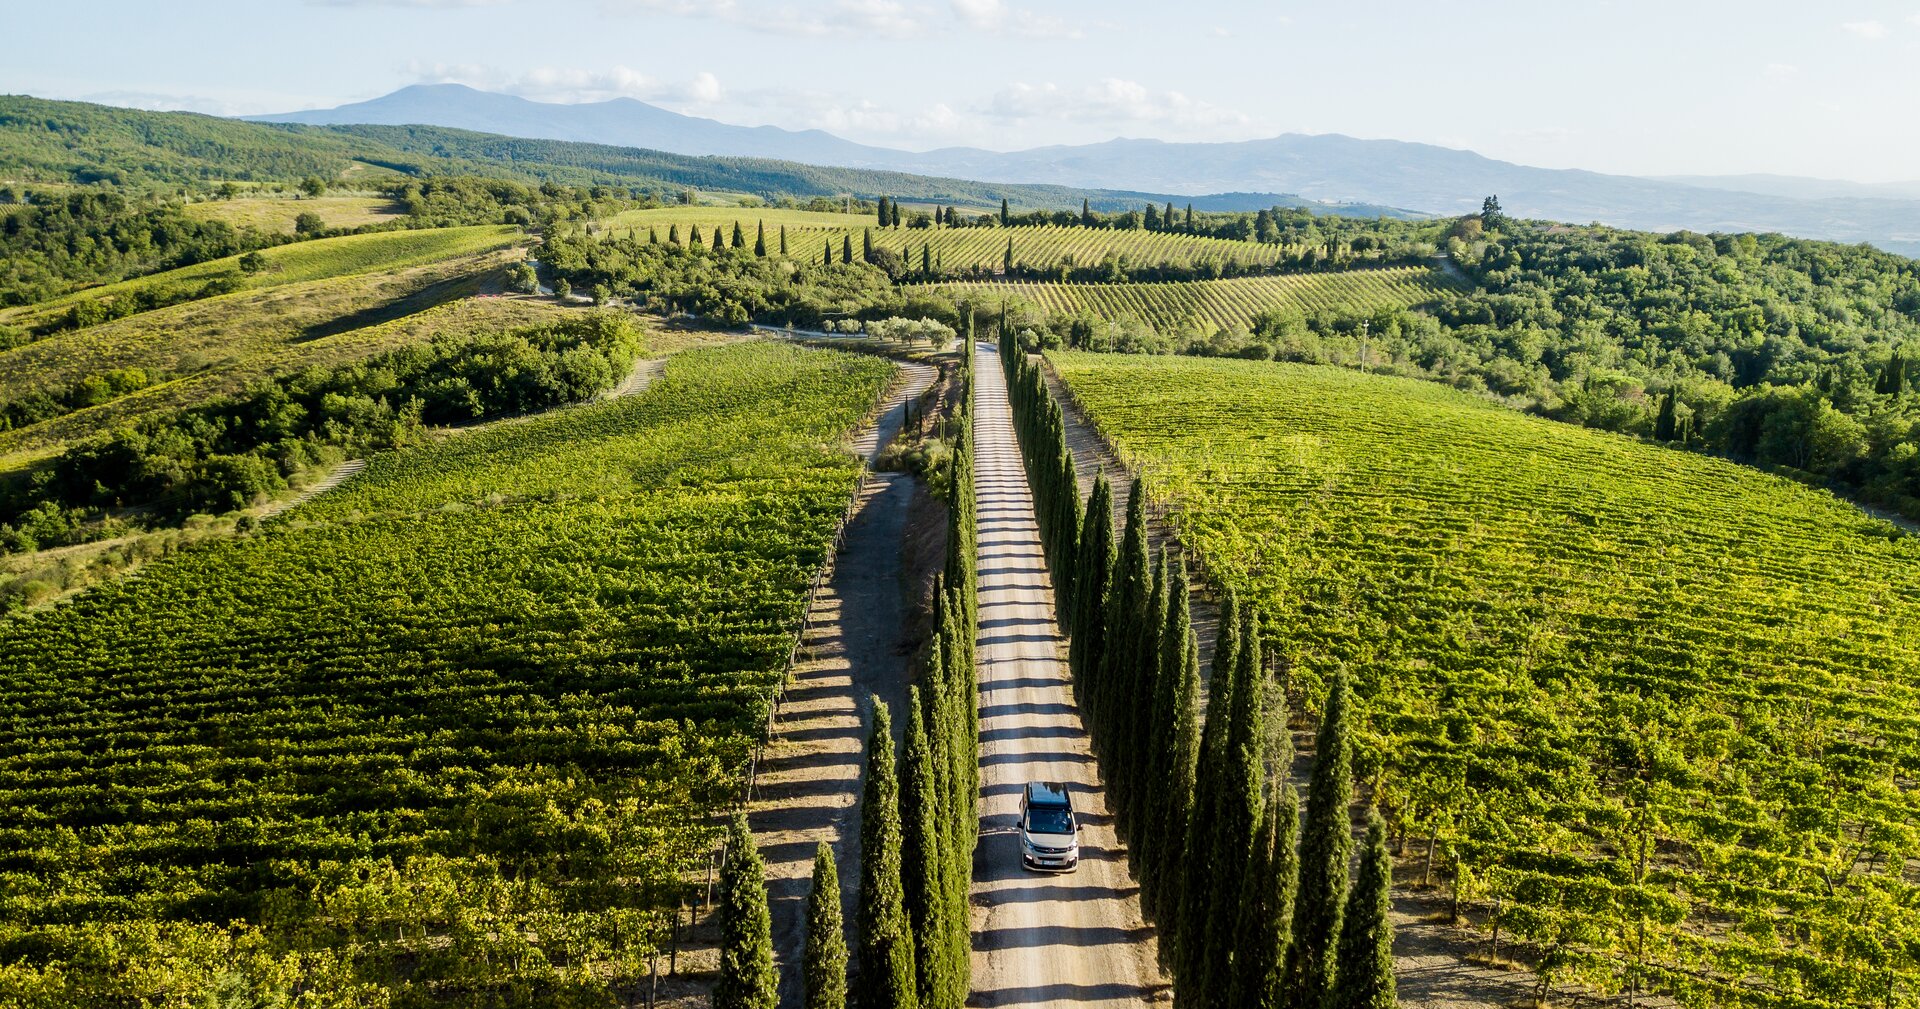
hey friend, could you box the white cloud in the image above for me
[985,79,1251,133]
[1764,62,1799,81]
[1910,12,1920,26]
[605,0,927,37]
[409,62,724,105]
[309,0,511,6]
[1842,19,1888,38]
[950,0,1080,38]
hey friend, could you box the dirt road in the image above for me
[746,361,937,1009]
[969,342,1168,1008]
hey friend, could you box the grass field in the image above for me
[0,248,528,469]
[0,341,894,1004]
[0,224,522,331]
[181,194,402,233]
[599,206,1301,273]
[937,268,1452,333]
[1051,351,1920,1007]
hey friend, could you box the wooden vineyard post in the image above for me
[670,899,682,975]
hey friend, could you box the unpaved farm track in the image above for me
[745,361,937,1009]
[970,342,1168,1008]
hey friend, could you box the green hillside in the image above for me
[0,341,892,1003]
[1050,350,1920,1009]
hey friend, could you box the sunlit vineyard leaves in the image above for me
[0,340,893,1006]
[1052,351,1920,1009]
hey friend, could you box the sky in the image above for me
[10,0,1920,183]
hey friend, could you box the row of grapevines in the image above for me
[0,340,895,1007]
[934,268,1449,333]
[1049,351,1920,1008]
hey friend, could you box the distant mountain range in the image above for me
[254,85,1920,255]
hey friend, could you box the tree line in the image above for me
[711,333,980,1009]
[999,328,1398,1009]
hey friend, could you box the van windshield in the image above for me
[1026,806,1072,835]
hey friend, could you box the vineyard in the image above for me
[0,224,521,332]
[938,268,1451,334]
[1049,351,1920,1009]
[599,207,1297,273]
[0,341,894,1005]
[180,194,402,234]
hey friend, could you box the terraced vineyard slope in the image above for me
[941,268,1451,334]
[0,341,893,1005]
[1050,351,1920,1009]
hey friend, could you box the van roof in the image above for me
[1025,781,1070,807]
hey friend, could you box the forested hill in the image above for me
[0,96,1414,217]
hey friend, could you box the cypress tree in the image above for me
[1069,476,1115,694]
[1165,201,1177,232]
[1200,609,1265,1007]
[858,699,918,1009]
[843,233,854,264]
[1329,809,1396,1009]
[825,239,833,267]
[715,813,777,1009]
[714,227,726,251]
[1654,391,1677,442]
[878,195,890,226]
[1123,550,1169,862]
[805,843,848,1009]
[864,227,874,261]
[780,225,789,255]
[922,243,932,276]
[1185,203,1194,232]
[1081,197,1094,227]
[649,227,659,244]
[1230,788,1297,1009]
[1004,236,1014,273]
[732,221,746,248]
[1145,202,1162,230]
[1282,669,1356,1009]
[900,688,948,1007]
[1100,486,1150,817]
[1142,550,1197,924]
[1000,197,1010,225]
[689,224,700,245]
[754,220,767,256]
[1173,588,1239,1003]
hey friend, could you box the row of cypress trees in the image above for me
[856,332,981,1009]
[720,336,979,1009]
[995,332,1397,1009]
[654,220,789,256]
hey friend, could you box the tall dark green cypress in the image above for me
[1142,551,1197,924]
[805,843,848,1009]
[1228,789,1284,1009]
[780,225,788,256]
[1247,787,1303,1008]
[858,699,917,1009]
[922,243,932,276]
[1098,480,1150,776]
[824,239,833,266]
[732,221,746,248]
[690,224,702,246]
[649,227,659,244]
[864,227,874,261]
[1000,197,1010,225]
[1069,475,1115,689]
[1282,668,1356,1009]
[900,689,948,1007]
[753,220,767,256]
[714,227,726,251]
[877,196,890,226]
[715,813,777,1009]
[1173,588,1238,1006]
[1081,197,1093,226]
[843,233,854,263]
[1200,609,1265,1008]
[1330,810,1396,1009]
[1003,236,1014,272]
[1121,547,1168,848]
[1654,390,1677,442]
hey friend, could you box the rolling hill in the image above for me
[255,85,1920,254]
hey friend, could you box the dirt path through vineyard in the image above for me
[744,361,937,1009]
